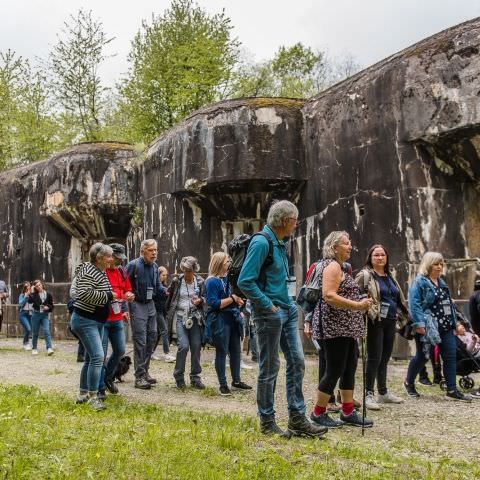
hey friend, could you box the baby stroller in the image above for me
[440,318,480,391]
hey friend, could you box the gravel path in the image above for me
[1,338,480,461]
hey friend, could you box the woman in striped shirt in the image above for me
[70,243,116,411]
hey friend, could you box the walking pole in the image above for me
[361,313,368,437]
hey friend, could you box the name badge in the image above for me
[442,299,451,316]
[380,301,390,319]
[287,276,297,298]
[146,288,153,301]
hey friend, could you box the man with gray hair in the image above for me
[126,239,165,390]
[238,200,327,438]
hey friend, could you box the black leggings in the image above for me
[319,337,358,395]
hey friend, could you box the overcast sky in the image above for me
[1,0,479,86]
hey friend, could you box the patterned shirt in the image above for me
[429,280,455,332]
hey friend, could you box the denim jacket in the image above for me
[408,275,456,330]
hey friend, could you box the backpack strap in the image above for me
[252,231,275,290]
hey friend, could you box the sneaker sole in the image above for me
[366,405,381,411]
[288,428,328,438]
[341,421,374,428]
[444,395,472,402]
[219,392,232,396]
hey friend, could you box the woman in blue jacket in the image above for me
[205,252,252,396]
[404,252,471,402]
[18,282,33,350]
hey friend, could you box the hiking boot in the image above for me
[418,376,433,386]
[219,385,232,396]
[404,381,420,398]
[75,393,89,404]
[445,389,472,403]
[145,373,157,385]
[87,396,106,411]
[378,391,404,404]
[175,378,187,389]
[135,377,152,390]
[191,380,206,390]
[288,414,328,438]
[231,381,252,390]
[260,418,291,438]
[365,392,381,411]
[310,412,343,429]
[104,378,119,395]
[340,410,373,428]
[97,389,107,401]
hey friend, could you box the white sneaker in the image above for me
[23,343,32,351]
[151,354,161,361]
[378,391,404,404]
[32,349,39,355]
[47,348,54,356]
[365,392,381,411]
[163,353,176,363]
[240,360,254,370]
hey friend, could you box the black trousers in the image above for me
[366,319,396,395]
[319,337,358,395]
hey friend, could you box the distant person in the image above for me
[238,200,326,438]
[152,266,175,363]
[18,282,33,350]
[28,280,54,356]
[166,256,206,390]
[0,278,8,333]
[126,239,163,390]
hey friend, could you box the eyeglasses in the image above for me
[287,217,299,225]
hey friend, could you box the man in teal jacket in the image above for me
[238,200,327,438]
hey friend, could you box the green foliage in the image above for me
[0,384,479,480]
[117,0,240,143]
[231,44,361,99]
[49,9,114,142]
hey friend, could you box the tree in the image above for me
[231,44,361,99]
[118,0,240,143]
[49,9,114,141]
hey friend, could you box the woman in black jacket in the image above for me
[28,280,54,356]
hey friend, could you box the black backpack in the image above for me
[227,232,274,297]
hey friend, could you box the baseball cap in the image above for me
[109,243,127,261]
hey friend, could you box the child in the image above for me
[455,321,480,358]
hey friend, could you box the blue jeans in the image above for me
[98,320,126,391]
[214,315,241,387]
[173,315,202,383]
[254,305,306,419]
[406,329,457,391]
[31,311,52,350]
[70,312,105,393]
[19,311,32,345]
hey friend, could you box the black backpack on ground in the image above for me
[228,232,274,298]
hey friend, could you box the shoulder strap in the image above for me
[253,231,274,261]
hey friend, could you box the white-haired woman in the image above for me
[70,243,116,410]
[404,252,471,401]
[305,231,374,428]
[205,252,252,396]
[166,256,206,389]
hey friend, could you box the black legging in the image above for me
[319,336,358,395]
[366,319,396,395]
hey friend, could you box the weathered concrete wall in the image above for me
[0,142,138,301]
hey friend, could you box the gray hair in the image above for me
[180,256,200,272]
[266,200,298,228]
[140,239,157,252]
[89,242,113,263]
[322,231,349,259]
[418,251,444,276]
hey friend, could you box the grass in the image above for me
[0,384,479,479]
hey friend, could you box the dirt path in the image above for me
[1,338,480,461]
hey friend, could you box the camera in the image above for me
[184,316,194,329]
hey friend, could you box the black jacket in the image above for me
[28,291,54,313]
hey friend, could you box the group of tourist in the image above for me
[4,198,480,437]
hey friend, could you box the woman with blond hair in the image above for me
[205,252,252,396]
[404,252,471,402]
